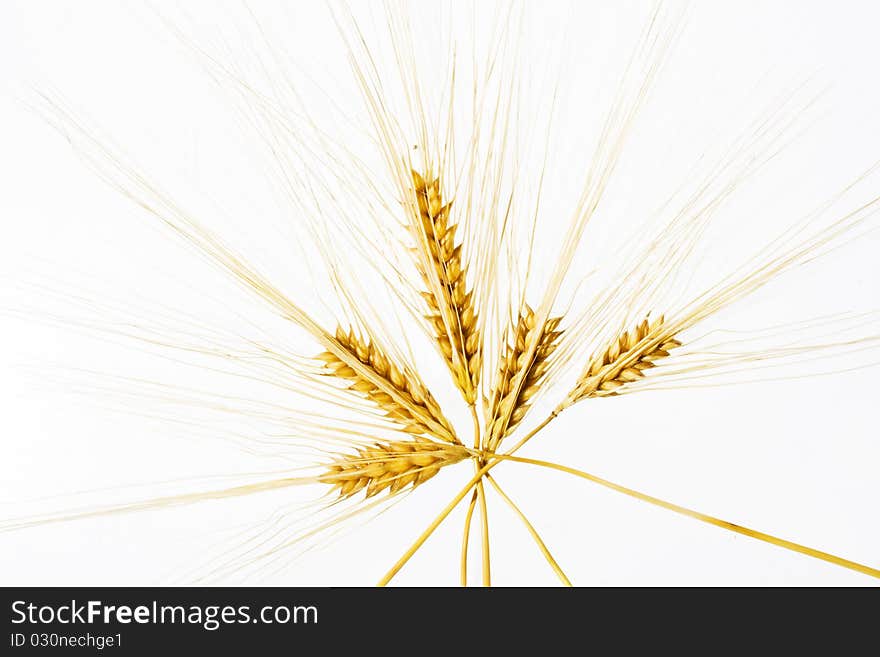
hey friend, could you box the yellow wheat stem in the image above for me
[379,409,878,584]
[461,404,492,586]
[471,407,491,586]
[378,417,553,586]
[484,474,572,586]
[460,488,479,586]
[492,453,880,580]
[378,463,494,586]
[477,477,491,586]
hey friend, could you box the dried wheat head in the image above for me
[564,315,680,406]
[485,305,563,450]
[411,170,481,404]
[320,439,469,498]
[318,325,458,443]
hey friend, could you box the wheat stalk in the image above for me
[410,170,481,404]
[320,439,469,499]
[485,305,562,450]
[318,325,458,444]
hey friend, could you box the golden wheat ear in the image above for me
[485,305,563,451]
[409,169,482,404]
[319,438,469,499]
[562,314,680,408]
[317,325,458,443]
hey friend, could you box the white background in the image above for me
[0,1,879,586]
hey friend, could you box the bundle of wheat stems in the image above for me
[4,1,880,585]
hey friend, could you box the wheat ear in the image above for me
[563,315,680,407]
[319,439,468,499]
[410,170,481,403]
[317,326,458,444]
[485,306,563,450]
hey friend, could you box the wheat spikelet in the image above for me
[320,439,469,499]
[318,326,458,443]
[565,315,681,405]
[486,306,563,449]
[411,170,481,403]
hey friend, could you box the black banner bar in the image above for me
[1,587,874,653]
